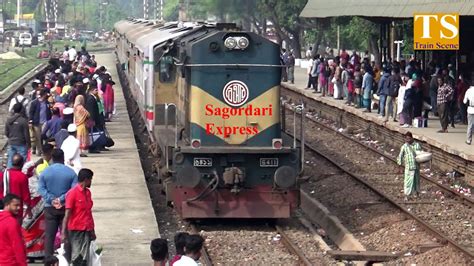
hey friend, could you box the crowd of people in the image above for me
[1,45,116,265]
[301,48,474,145]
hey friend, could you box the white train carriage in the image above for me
[114,19,207,164]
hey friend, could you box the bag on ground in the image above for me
[89,129,107,148]
[103,127,114,147]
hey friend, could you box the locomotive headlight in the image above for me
[224,37,237,49]
[237,37,249,49]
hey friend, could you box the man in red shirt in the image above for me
[0,153,31,220]
[61,168,95,265]
[0,194,27,266]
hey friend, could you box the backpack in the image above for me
[13,96,28,117]
[389,77,401,97]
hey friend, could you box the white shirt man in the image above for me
[8,94,29,113]
[61,124,82,173]
[173,255,197,266]
[68,47,77,62]
[463,86,474,145]
[306,58,314,75]
[62,49,69,63]
[306,48,312,59]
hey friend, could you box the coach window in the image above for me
[159,55,176,83]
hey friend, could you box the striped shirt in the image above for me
[437,84,454,105]
[397,142,422,170]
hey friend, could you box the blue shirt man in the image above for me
[38,163,77,207]
[362,68,374,112]
[42,108,63,140]
[38,149,77,257]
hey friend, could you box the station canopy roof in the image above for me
[300,0,474,18]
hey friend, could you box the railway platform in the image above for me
[76,53,159,264]
[282,66,474,184]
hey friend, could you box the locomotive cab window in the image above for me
[158,55,176,83]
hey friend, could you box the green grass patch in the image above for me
[0,40,109,91]
[0,59,42,91]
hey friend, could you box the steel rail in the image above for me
[286,129,474,259]
[189,223,213,266]
[275,225,313,266]
[281,96,474,207]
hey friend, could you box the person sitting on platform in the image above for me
[42,107,63,145]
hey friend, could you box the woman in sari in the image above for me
[103,76,115,121]
[74,95,90,157]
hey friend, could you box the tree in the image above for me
[257,0,309,57]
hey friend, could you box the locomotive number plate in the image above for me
[193,158,213,167]
[260,158,279,167]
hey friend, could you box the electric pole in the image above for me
[44,0,50,33]
[160,0,163,20]
[99,1,102,30]
[143,0,148,19]
[16,0,21,27]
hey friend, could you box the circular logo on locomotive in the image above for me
[222,80,249,107]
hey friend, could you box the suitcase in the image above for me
[413,117,428,128]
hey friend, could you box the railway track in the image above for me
[189,220,313,265]
[283,100,474,261]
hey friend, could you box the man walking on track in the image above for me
[397,132,422,200]
[0,194,27,266]
[38,149,77,258]
[463,84,474,145]
[62,168,96,265]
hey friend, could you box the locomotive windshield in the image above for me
[159,55,175,83]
